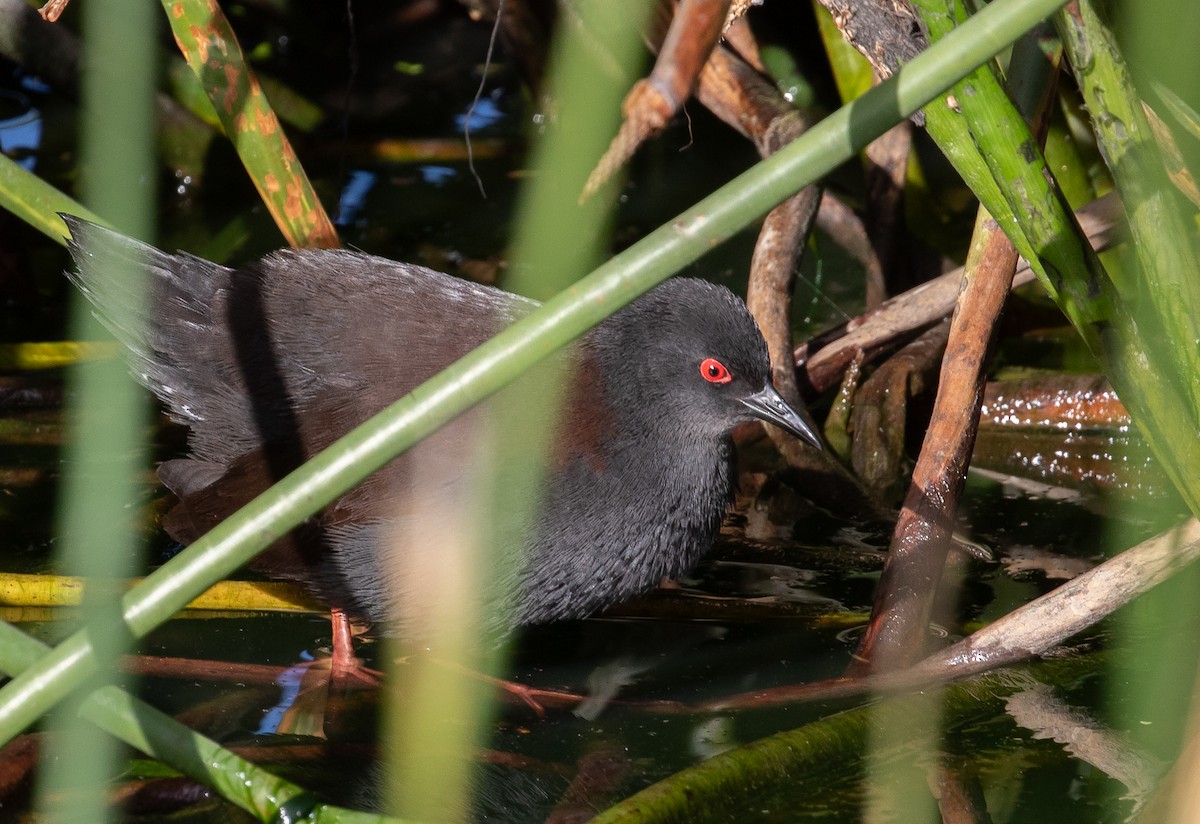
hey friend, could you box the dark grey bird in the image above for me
[63,216,821,636]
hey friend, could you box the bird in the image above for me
[63,215,821,638]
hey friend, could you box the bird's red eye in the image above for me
[699,357,732,384]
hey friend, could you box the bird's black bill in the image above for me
[741,384,822,449]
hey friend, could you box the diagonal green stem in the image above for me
[0,153,104,243]
[0,0,1071,746]
[162,0,338,248]
[0,622,406,823]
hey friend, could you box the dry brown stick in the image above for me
[583,0,734,199]
[915,519,1200,678]
[746,193,821,408]
[848,319,949,499]
[721,14,764,73]
[695,43,820,419]
[121,654,292,686]
[694,519,1200,712]
[417,517,1200,720]
[696,42,878,510]
[744,191,881,507]
[523,518,1198,719]
[695,42,811,152]
[797,192,1123,396]
[816,191,884,285]
[862,121,914,306]
[849,214,1020,674]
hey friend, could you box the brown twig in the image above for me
[121,654,291,686]
[848,319,949,500]
[37,0,68,22]
[534,518,1200,716]
[850,215,1020,674]
[114,519,1200,724]
[915,519,1200,677]
[796,193,1123,396]
[707,521,1200,711]
[696,40,878,509]
[862,121,914,304]
[583,0,734,199]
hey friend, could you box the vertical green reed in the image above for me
[32,0,156,820]
[1101,0,1200,798]
[382,3,650,820]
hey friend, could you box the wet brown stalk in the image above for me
[693,38,875,511]
[862,122,914,305]
[849,217,1020,674]
[847,319,950,499]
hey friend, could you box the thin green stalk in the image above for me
[0,153,103,244]
[1059,0,1200,783]
[0,0,1071,746]
[912,0,1111,332]
[383,1,648,820]
[33,0,156,820]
